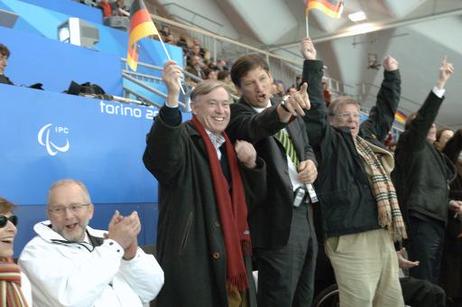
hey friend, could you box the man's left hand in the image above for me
[298,159,317,184]
[449,200,462,216]
[397,248,419,269]
[235,140,257,169]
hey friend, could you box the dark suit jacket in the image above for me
[226,97,317,249]
[392,92,455,224]
[143,106,266,307]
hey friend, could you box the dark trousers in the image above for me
[401,276,446,307]
[255,204,317,307]
[407,215,445,284]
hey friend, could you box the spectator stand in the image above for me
[0,0,183,256]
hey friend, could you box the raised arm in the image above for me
[226,102,287,143]
[359,56,401,145]
[300,37,329,147]
[400,57,454,150]
[143,61,186,183]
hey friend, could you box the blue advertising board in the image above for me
[0,84,161,204]
[0,85,194,254]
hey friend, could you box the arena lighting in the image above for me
[348,11,367,22]
[57,17,99,48]
[346,22,380,36]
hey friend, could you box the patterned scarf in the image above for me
[0,257,28,307]
[191,116,251,291]
[354,136,407,242]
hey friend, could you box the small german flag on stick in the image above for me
[127,0,158,71]
[127,0,185,94]
[304,0,344,36]
[306,0,344,18]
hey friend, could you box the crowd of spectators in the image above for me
[4,2,462,306]
[98,0,129,18]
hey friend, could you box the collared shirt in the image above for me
[432,86,445,98]
[252,100,303,191]
[205,129,225,160]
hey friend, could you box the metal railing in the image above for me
[121,58,190,110]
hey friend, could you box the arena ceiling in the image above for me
[153,0,462,128]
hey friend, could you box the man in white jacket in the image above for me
[18,179,164,307]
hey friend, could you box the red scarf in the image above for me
[191,116,251,291]
[0,257,28,307]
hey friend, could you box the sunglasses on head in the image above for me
[0,215,18,228]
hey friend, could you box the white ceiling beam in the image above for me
[269,8,462,51]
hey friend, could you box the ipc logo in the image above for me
[37,123,70,156]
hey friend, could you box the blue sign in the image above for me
[0,84,164,205]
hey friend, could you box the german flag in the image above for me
[394,110,407,125]
[305,0,344,18]
[127,0,159,71]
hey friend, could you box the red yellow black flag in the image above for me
[305,0,344,18]
[127,0,159,71]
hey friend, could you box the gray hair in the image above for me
[48,179,91,205]
[190,80,229,103]
[328,96,360,117]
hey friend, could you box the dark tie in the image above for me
[275,129,299,167]
[219,146,231,185]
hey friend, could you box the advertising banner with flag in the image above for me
[127,0,159,71]
[305,0,344,18]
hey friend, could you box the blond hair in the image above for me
[0,197,15,214]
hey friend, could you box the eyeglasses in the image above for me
[0,215,18,228]
[336,112,360,120]
[48,203,90,216]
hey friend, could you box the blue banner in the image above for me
[0,84,171,205]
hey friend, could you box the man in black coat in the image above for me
[301,37,406,307]
[226,54,318,307]
[392,57,456,284]
[143,61,266,307]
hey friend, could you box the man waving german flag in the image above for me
[127,0,159,71]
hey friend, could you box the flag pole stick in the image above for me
[157,34,186,96]
[305,14,310,37]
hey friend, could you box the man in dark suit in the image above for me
[392,57,456,284]
[143,61,267,307]
[226,54,318,307]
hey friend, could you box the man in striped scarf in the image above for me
[301,37,406,307]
